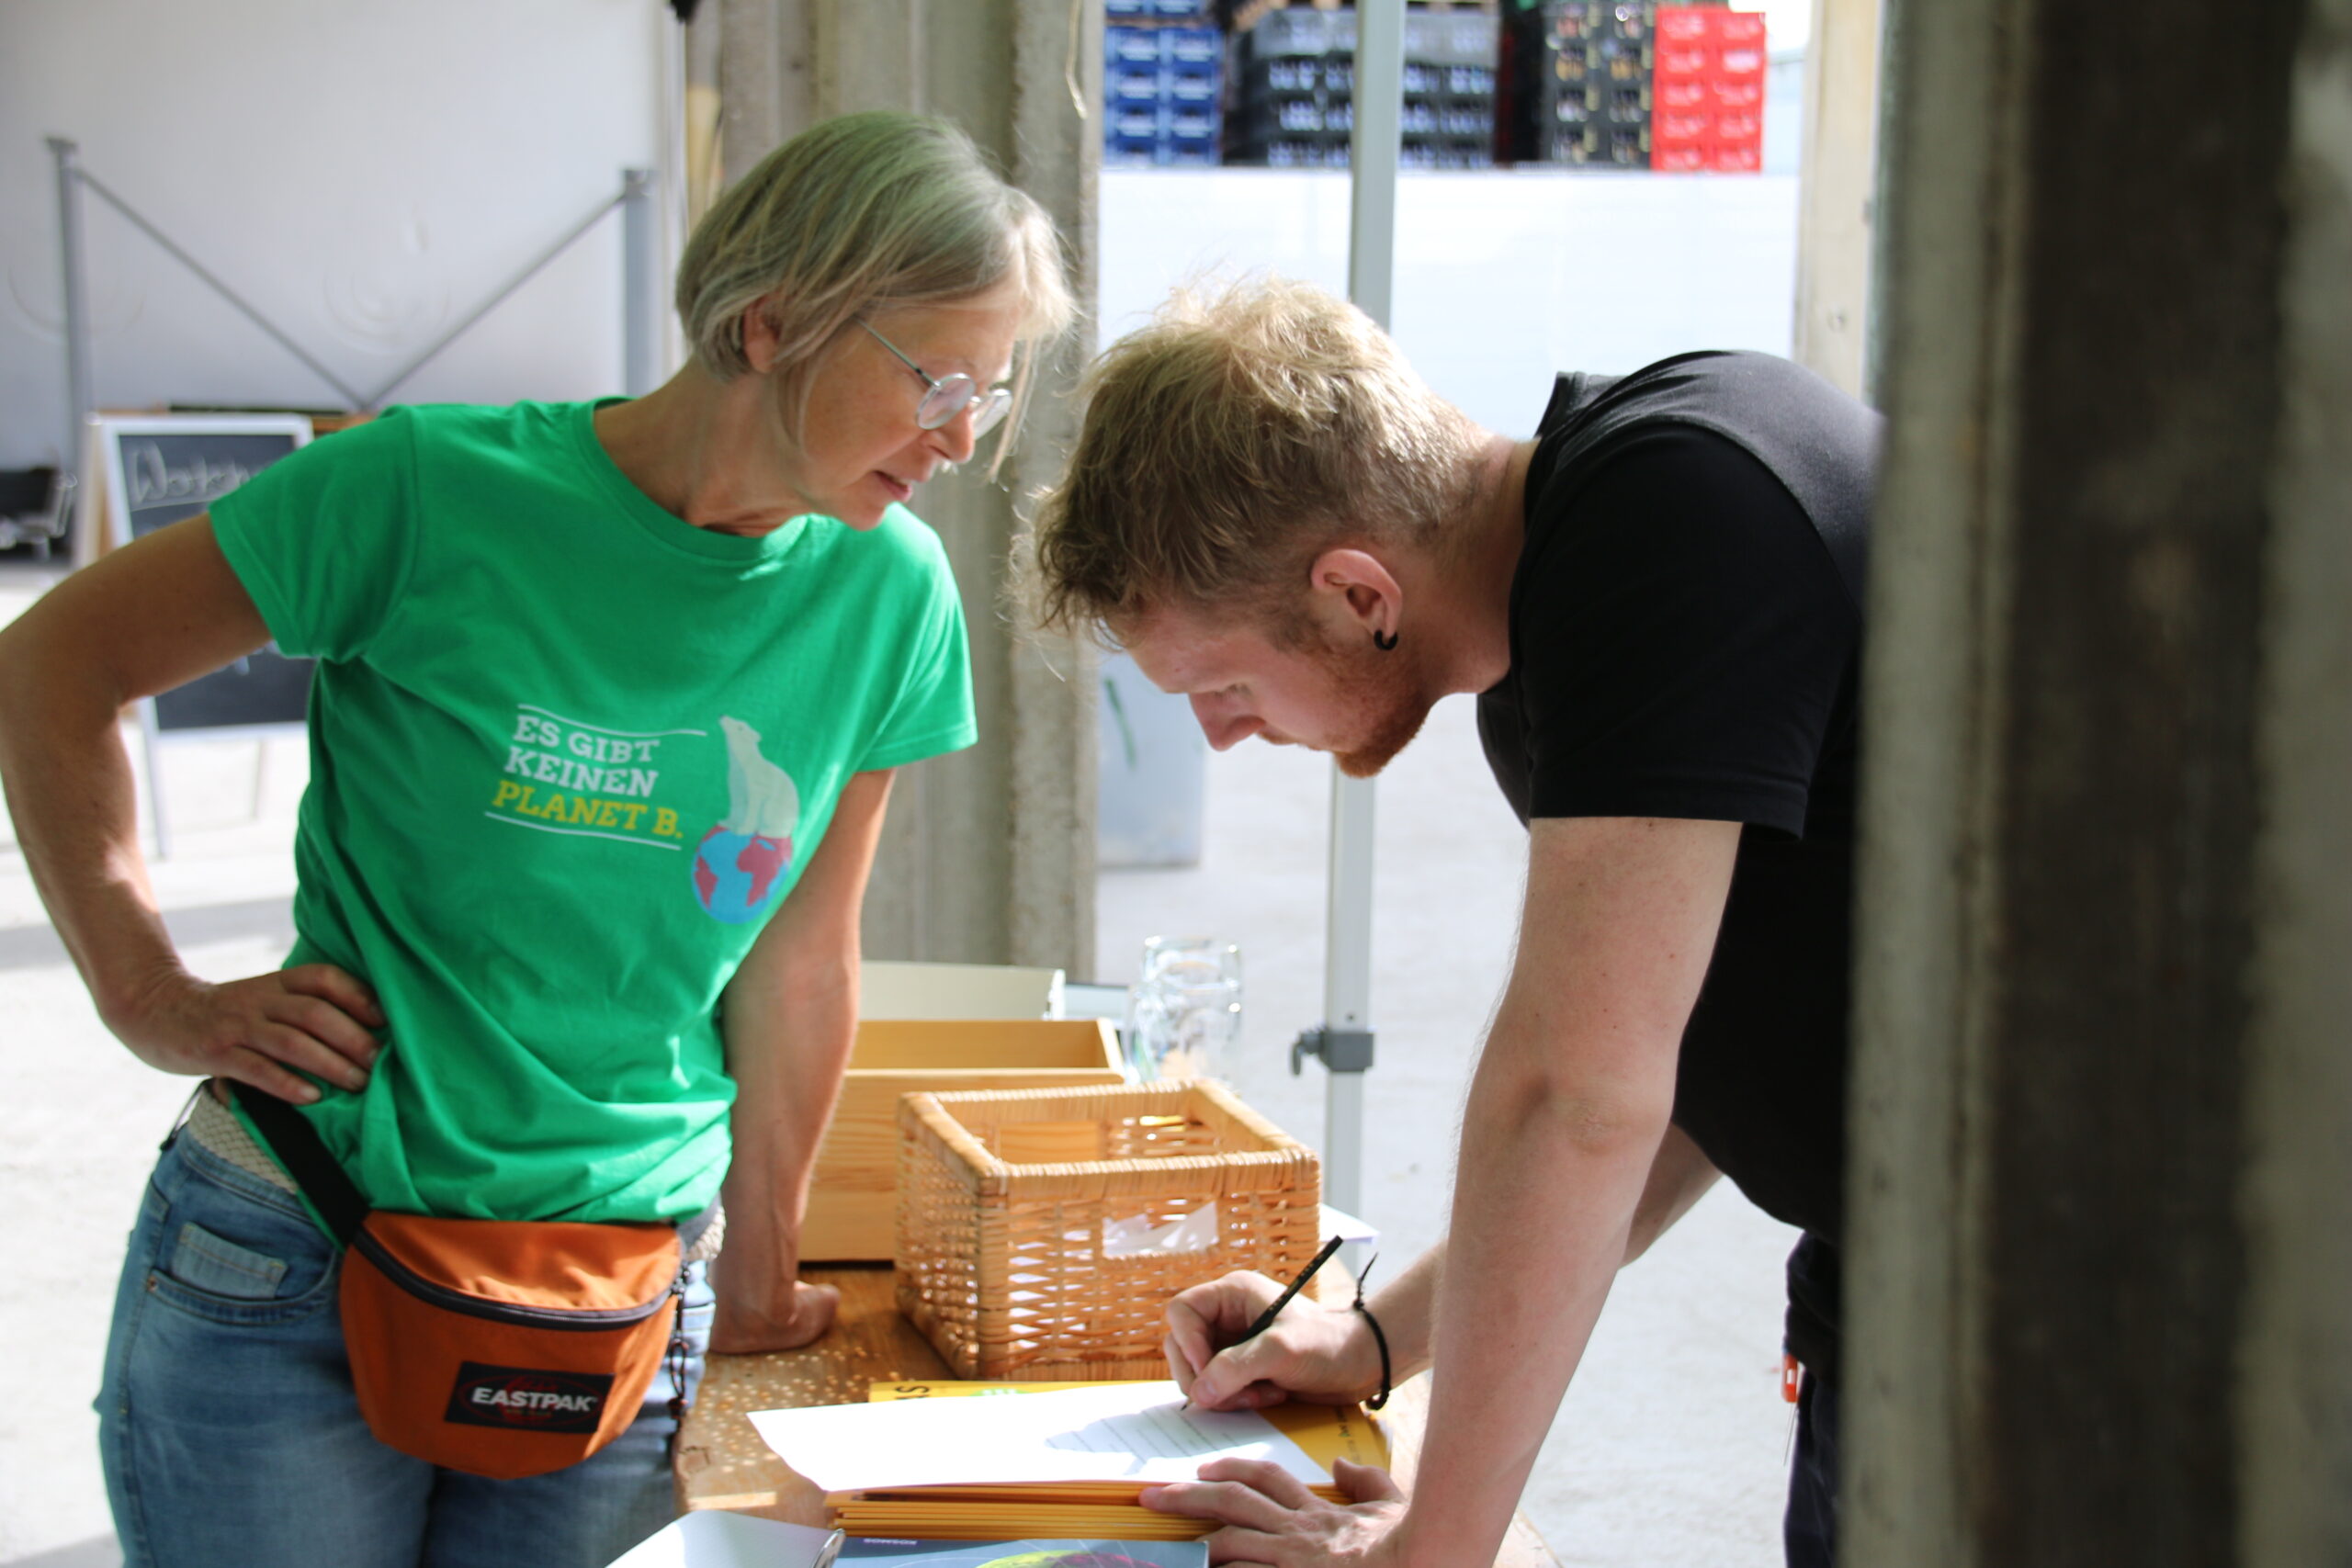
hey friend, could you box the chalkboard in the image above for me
[96,416,316,736]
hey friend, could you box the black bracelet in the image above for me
[1353,1299,1393,1411]
[1351,1252,1392,1412]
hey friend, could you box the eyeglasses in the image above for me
[854,319,1012,438]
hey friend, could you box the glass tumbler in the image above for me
[1128,935,1243,1082]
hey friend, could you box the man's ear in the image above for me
[1307,547,1404,642]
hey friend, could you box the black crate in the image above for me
[1227,130,1354,168]
[1431,94,1495,138]
[1401,132,1496,169]
[1502,0,1654,164]
[1236,53,1352,97]
[1240,91,1354,136]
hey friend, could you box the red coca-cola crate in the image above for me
[1656,41,1711,74]
[1713,109,1761,141]
[1653,141,1711,172]
[1708,73,1764,108]
[1653,108,1711,141]
[1709,139,1762,171]
[1657,76,1711,109]
[1717,44,1766,74]
[1715,12,1768,45]
[1655,6,1714,43]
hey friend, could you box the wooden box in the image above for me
[859,961,1066,1021]
[798,1019,1125,1262]
[894,1080,1322,1381]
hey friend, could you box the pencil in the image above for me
[1236,1234,1346,1345]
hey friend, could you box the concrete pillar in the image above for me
[710,0,1101,976]
[1848,0,2349,1560]
[2239,5,2352,1557]
[1791,0,1881,400]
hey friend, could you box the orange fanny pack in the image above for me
[235,1084,685,1481]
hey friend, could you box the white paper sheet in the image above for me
[603,1511,837,1568]
[747,1379,1329,1494]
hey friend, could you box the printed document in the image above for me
[748,1379,1328,1494]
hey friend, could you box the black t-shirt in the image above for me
[1475,351,1878,1378]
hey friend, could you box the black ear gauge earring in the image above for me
[1373,629,1399,651]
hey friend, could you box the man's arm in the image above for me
[1147,816,1736,1566]
[708,767,894,1353]
[1393,815,1736,1567]
[1166,1119,1718,1409]
[1624,1122,1720,1265]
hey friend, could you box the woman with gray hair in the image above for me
[0,111,1069,1566]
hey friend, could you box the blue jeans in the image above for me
[1782,1367,1837,1568]
[98,1129,711,1568]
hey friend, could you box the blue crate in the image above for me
[1109,67,1165,105]
[1162,146,1220,166]
[1105,26,1164,67]
[1166,107,1219,140]
[1166,63,1221,103]
[1163,26,1221,66]
[1151,0,1209,17]
[1104,0,1152,15]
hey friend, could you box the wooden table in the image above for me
[673,1264,1560,1568]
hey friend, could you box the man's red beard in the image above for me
[1310,631,1434,778]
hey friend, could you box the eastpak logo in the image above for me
[445,1361,613,1435]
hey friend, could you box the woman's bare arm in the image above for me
[0,517,381,1101]
[709,767,896,1352]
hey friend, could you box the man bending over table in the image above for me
[1023,278,1878,1568]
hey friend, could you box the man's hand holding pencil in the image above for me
[1162,1262,1387,1413]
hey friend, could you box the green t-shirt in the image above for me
[209,400,977,1224]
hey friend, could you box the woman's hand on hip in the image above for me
[108,964,384,1104]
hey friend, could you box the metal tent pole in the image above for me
[1292,0,1404,1231]
[620,167,659,396]
[48,138,94,499]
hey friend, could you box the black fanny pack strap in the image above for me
[231,1081,370,1247]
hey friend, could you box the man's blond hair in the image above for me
[1025,277,1482,641]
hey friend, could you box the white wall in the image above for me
[0,0,671,473]
[1101,166,1801,438]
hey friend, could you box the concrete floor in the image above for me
[0,558,1798,1566]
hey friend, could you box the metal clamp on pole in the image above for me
[1292,1025,1377,1077]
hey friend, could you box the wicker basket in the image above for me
[894,1080,1323,1380]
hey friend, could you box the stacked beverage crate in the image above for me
[1401,9,1499,169]
[1500,1,1660,167]
[1229,8,1353,168]
[1106,0,1227,166]
[1647,6,1765,171]
[1226,6,1499,170]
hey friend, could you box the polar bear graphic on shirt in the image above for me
[691,717,799,924]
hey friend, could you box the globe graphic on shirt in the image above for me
[691,716,800,925]
[691,827,793,924]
